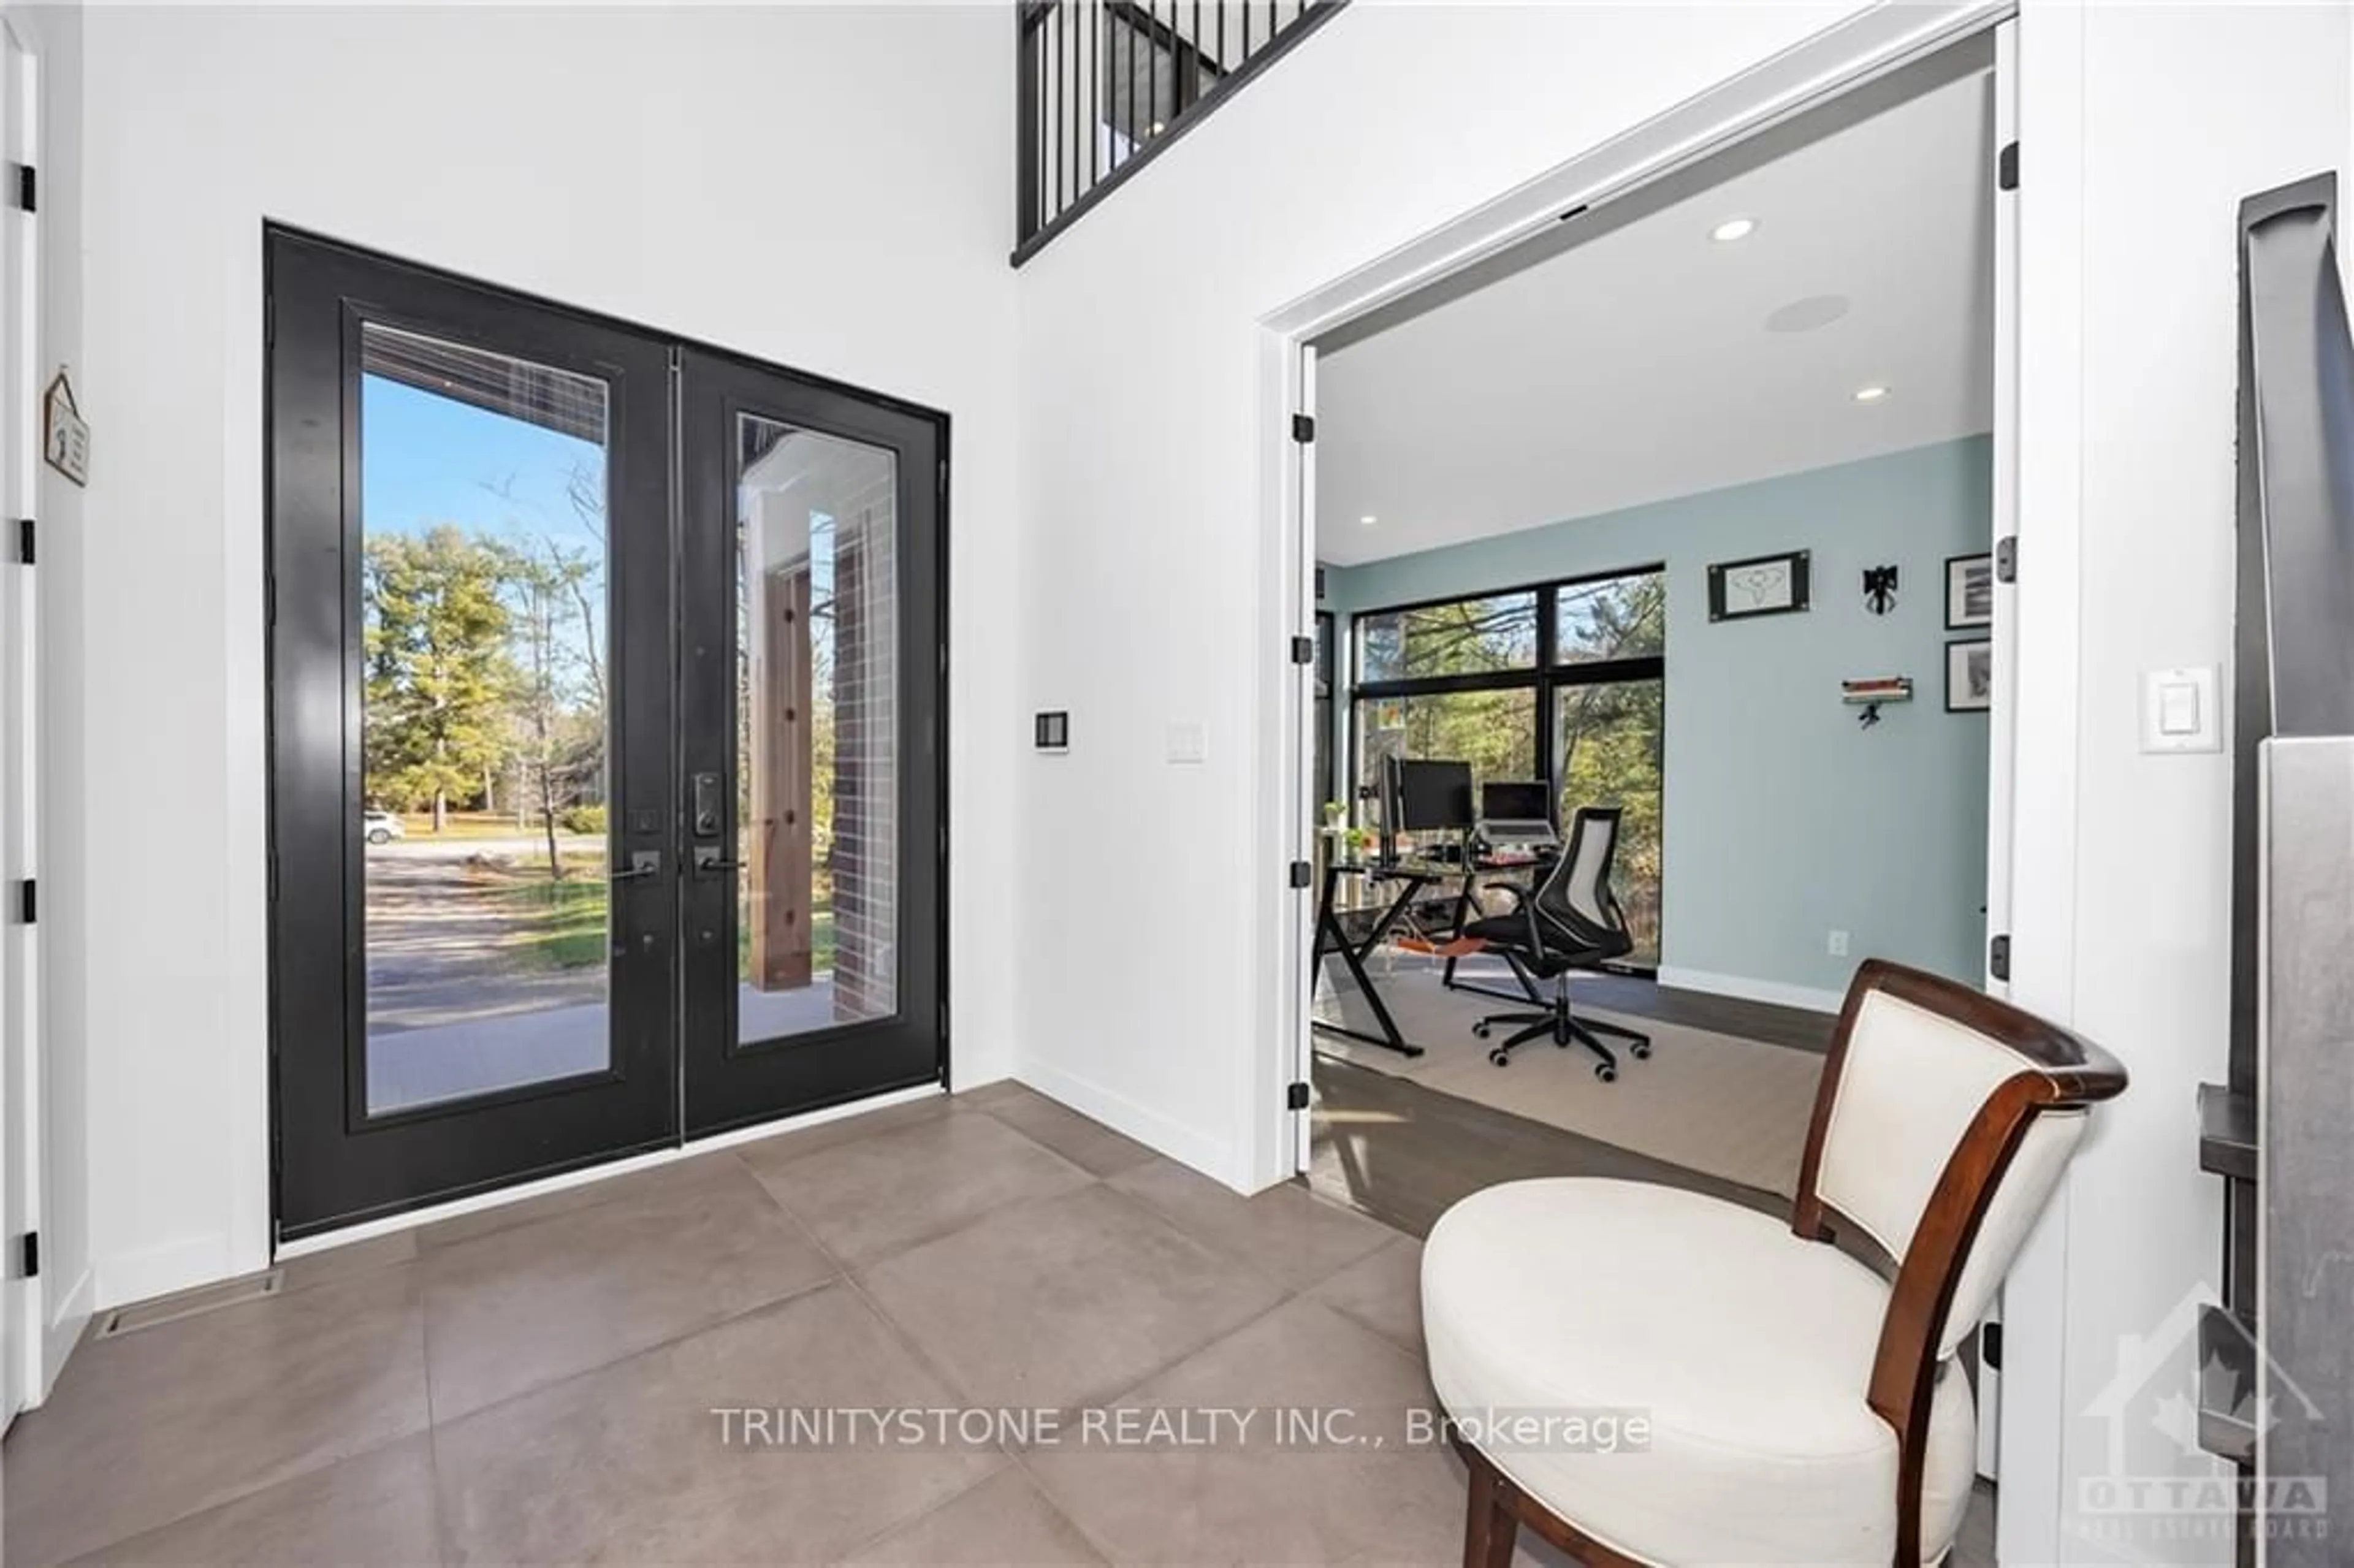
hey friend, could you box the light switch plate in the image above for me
[2140,666,2221,754]
[1165,721,1208,764]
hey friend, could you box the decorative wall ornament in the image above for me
[1863,565,1899,615]
[1706,549,1811,622]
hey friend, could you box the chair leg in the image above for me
[1462,1447,1520,1568]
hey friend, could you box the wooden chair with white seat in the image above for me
[1420,958,2127,1567]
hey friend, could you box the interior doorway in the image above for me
[267,230,947,1238]
[1274,18,2016,1562]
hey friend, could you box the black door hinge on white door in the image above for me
[1289,860,1313,890]
[1997,141,2018,192]
[1287,1081,1311,1111]
[1981,1320,2003,1371]
[1989,933,2011,983]
[18,1232,37,1280]
[11,164,33,213]
[1290,635,1314,665]
[1291,413,1315,444]
[15,880,32,925]
[15,518,31,565]
[1995,537,2017,584]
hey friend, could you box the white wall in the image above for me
[73,4,1019,1307]
[2018,6,2349,1562]
[1013,0,1865,1184]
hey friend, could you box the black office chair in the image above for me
[1462,806,1652,1080]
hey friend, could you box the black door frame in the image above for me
[265,226,951,1239]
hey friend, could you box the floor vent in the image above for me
[94,1269,283,1339]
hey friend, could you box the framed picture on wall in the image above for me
[1946,638,1993,712]
[1706,549,1810,621]
[1946,553,1994,630]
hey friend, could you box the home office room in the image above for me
[1301,44,2002,1243]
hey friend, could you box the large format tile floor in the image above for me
[3,1085,1530,1567]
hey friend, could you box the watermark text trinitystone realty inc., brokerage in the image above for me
[708,1404,1653,1455]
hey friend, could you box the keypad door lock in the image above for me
[692,772,722,837]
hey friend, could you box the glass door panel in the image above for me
[358,324,616,1114]
[734,417,901,1046]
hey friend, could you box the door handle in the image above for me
[692,772,723,838]
[694,846,739,876]
[610,850,663,883]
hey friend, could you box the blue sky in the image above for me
[360,374,606,557]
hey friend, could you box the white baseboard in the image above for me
[1015,1057,1250,1193]
[1655,965,1843,1016]
[95,1234,242,1314]
[39,1266,93,1402]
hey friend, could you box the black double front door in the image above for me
[268,229,945,1238]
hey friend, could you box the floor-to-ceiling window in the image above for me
[1349,566,1664,965]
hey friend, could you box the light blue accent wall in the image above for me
[1320,437,1992,1000]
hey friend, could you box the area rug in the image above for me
[1313,954,1824,1197]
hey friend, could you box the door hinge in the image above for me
[1290,413,1315,444]
[1981,1320,2003,1371]
[1286,1081,1311,1111]
[1997,140,2019,192]
[15,880,33,924]
[1995,536,2017,584]
[1288,860,1313,889]
[17,1231,36,1280]
[1289,634,1314,666]
[12,164,33,213]
[15,517,31,566]
[1989,933,2011,983]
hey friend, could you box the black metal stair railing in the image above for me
[1015,0,1346,264]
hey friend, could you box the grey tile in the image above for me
[434,1282,1000,1566]
[422,1155,836,1421]
[970,1087,1156,1178]
[414,1173,632,1252]
[59,1436,440,1567]
[1110,1157,1398,1292]
[745,1108,1094,1266]
[1306,1236,1425,1355]
[727,1092,960,1169]
[951,1078,1034,1112]
[278,1230,419,1295]
[3,1266,430,1568]
[840,1467,1107,1566]
[1026,1297,1465,1566]
[857,1184,1286,1414]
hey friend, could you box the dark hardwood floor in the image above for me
[1305,975,1830,1238]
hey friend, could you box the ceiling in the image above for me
[1314,65,1995,568]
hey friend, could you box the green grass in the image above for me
[466,856,837,975]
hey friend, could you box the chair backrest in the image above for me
[1792,960,2127,1563]
[1531,806,1631,957]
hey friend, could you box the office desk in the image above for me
[1312,853,1553,1058]
[1312,859,1444,1059]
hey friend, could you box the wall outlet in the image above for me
[1827,929,1850,957]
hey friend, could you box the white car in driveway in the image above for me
[364,809,405,845]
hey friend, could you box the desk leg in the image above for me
[1310,872,1427,1059]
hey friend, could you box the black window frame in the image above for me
[1346,565,1666,970]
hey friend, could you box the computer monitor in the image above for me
[1385,758,1475,833]
[1480,780,1553,825]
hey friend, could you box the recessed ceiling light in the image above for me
[1710,217,1757,243]
[1853,384,1892,403]
[1358,515,1379,527]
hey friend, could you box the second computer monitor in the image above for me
[1387,758,1476,833]
[1480,780,1553,825]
